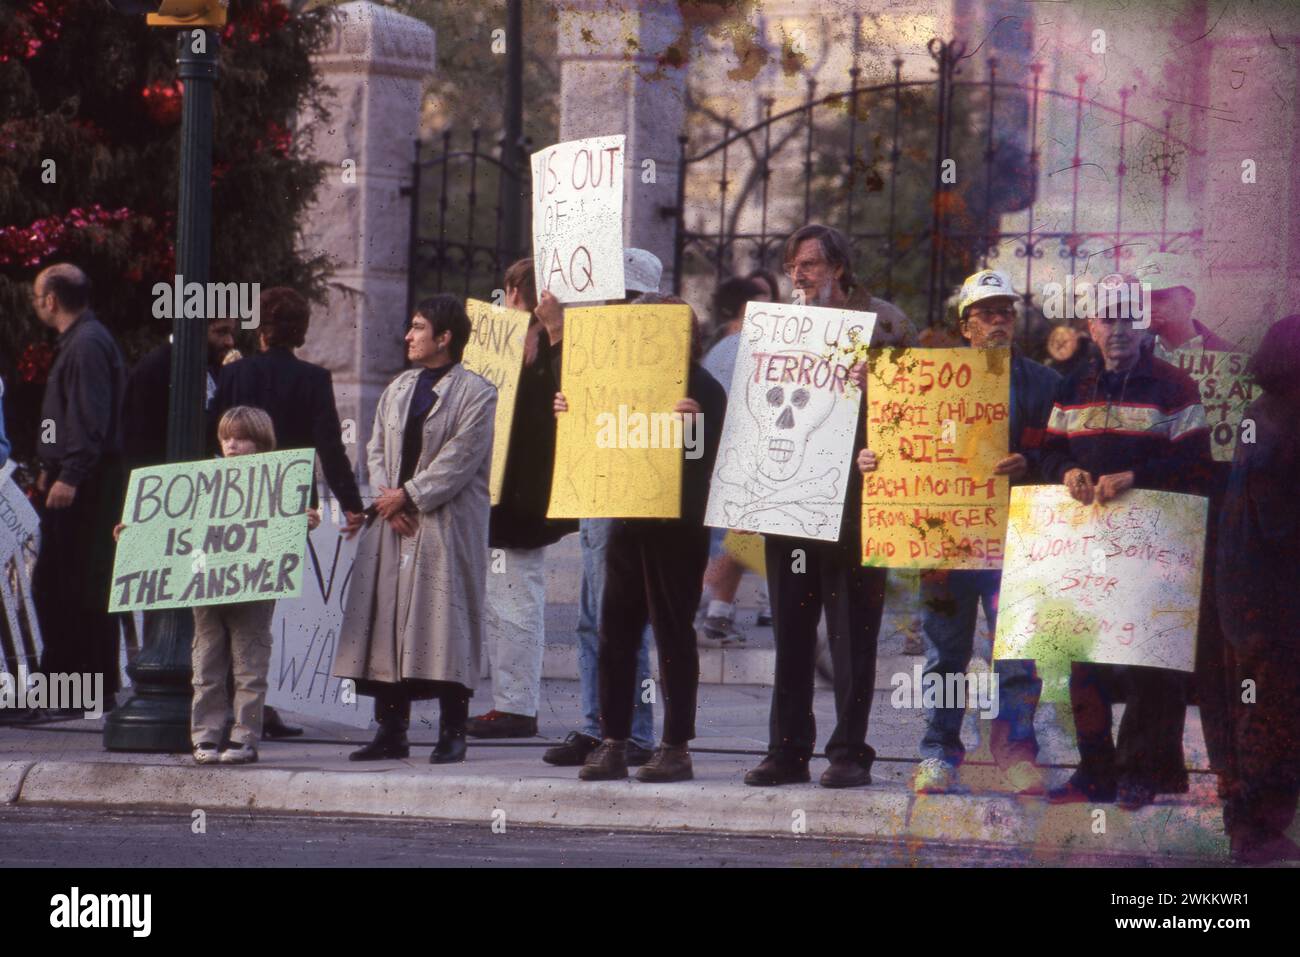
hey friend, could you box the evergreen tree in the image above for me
[0,0,333,468]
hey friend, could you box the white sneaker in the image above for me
[913,758,961,794]
[219,742,258,765]
[193,743,220,765]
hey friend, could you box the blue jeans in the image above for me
[577,518,654,749]
[919,569,1041,765]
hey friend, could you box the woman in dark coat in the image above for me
[1217,314,1300,864]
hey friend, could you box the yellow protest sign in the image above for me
[1162,346,1256,462]
[861,348,1010,569]
[723,530,766,575]
[462,298,531,504]
[547,304,690,519]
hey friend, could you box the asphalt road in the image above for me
[0,805,1226,868]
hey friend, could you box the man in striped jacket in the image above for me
[1038,275,1214,810]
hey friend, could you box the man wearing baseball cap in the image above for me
[1137,252,1235,353]
[522,249,662,767]
[1038,273,1214,809]
[859,269,1060,794]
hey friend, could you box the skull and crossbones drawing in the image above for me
[715,355,845,536]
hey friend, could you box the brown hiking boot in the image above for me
[635,743,693,783]
[744,754,811,786]
[578,739,629,781]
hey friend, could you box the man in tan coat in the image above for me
[335,294,496,764]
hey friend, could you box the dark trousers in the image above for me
[598,520,709,746]
[764,534,887,765]
[1223,640,1300,842]
[33,465,122,697]
[1194,562,1236,782]
[1069,662,1188,791]
[364,680,470,731]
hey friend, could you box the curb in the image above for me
[10,760,1229,860]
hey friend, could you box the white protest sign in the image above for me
[992,485,1207,673]
[531,135,625,303]
[266,499,366,727]
[0,460,39,562]
[704,301,875,542]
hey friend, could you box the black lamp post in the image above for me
[104,24,219,752]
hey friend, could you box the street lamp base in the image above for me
[103,608,195,753]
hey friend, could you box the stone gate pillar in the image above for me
[554,0,688,291]
[297,1,435,480]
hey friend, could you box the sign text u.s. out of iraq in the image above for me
[531,135,625,303]
[109,450,316,612]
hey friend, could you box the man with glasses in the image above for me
[867,269,1059,795]
[744,224,916,789]
[1038,274,1213,810]
[29,263,127,714]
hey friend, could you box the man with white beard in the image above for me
[744,224,917,789]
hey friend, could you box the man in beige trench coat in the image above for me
[335,294,497,764]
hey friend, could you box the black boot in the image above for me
[263,705,303,739]
[430,687,469,765]
[349,721,409,761]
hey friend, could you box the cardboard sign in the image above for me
[704,301,875,542]
[531,135,625,303]
[861,348,1010,569]
[992,485,1206,673]
[0,462,43,681]
[266,499,366,727]
[0,461,39,563]
[109,450,316,612]
[1162,345,1255,462]
[723,530,766,575]
[547,304,690,519]
[462,298,531,505]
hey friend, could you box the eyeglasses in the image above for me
[967,305,1016,322]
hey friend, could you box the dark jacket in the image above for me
[1216,393,1300,648]
[212,348,364,513]
[1038,350,1214,495]
[122,341,224,470]
[38,312,126,487]
[1010,353,1063,483]
[489,326,577,549]
[679,363,727,525]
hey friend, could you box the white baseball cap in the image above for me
[624,248,663,295]
[956,269,1017,317]
[1133,252,1193,293]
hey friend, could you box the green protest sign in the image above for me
[109,449,317,612]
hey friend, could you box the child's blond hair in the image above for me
[217,406,277,453]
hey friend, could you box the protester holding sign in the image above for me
[557,294,726,783]
[467,259,576,740]
[1142,251,1241,792]
[1216,314,1300,864]
[859,270,1059,795]
[744,224,917,790]
[1038,275,1213,810]
[193,408,317,764]
[336,295,496,765]
[535,250,662,769]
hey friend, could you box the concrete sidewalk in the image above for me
[1,665,1235,863]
